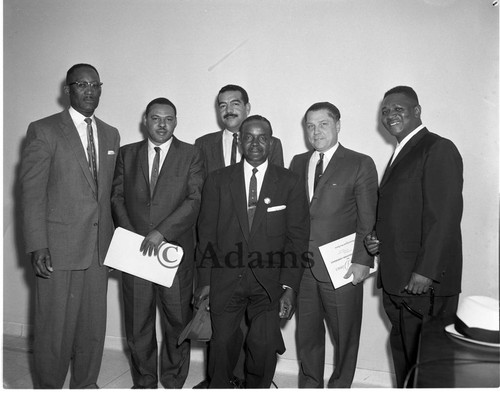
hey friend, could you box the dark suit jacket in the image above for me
[290,144,378,282]
[111,136,205,273]
[376,128,463,296]
[197,162,310,314]
[20,109,120,269]
[195,130,284,173]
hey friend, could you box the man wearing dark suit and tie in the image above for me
[195,115,310,388]
[111,97,205,388]
[193,84,284,388]
[20,63,120,388]
[290,102,378,388]
[365,86,463,387]
[195,84,284,173]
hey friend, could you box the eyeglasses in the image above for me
[68,81,103,90]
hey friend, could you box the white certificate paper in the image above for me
[104,227,183,288]
[319,233,378,289]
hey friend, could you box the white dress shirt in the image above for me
[390,124,425,165]
[223,129,241,167]
[307,142,339,201]
[69,107,99,169]
[244,159,268,205]
[148,138,172,181]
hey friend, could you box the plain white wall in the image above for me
[3,0,498,377]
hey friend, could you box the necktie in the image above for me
[150,147,161,196]
[248,168,258,229]
[230,132,238,165]
[84,118,98,188]
[314,152,324,191]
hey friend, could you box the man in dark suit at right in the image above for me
[195,84,284,173]
[365,86,463,388]
[195,115,310,388]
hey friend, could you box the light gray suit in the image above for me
[20,109,120,388]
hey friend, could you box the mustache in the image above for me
[224,114,237,119]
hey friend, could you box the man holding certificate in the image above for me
[111,97,205,388]
[290,102,378,388]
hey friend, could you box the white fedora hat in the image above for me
[445,295,499,347]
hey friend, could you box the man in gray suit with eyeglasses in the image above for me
[20,63,120,388]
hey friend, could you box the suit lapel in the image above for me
[138,141,150,193]
[211,131,225,168]
[95,117,109,198]
[250,165,278,237]
[59,110,97,197]
[301,151,314,203]
[380,128,428,188]
[229,163,250,243]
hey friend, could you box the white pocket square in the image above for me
[267,205,286,212]
[107,150,116,155]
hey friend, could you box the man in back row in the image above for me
[195,84,284,173]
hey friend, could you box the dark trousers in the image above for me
[208,270,284,388]
[297,268,363,388]
[33,249,107,388]
[121,267,192,388]
[383,290,459,388]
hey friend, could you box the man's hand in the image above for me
[31,248,53,279]
[404,272,433,295]
[344,263,370,285]
[140,230,165,256]
[364,231,380,255]
[279,287,297,320]
[193,285,210,309]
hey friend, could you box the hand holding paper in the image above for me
[319,233,378,289]
[104,227,183,288]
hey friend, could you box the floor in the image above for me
[3,334,395,389]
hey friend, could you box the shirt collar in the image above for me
[223,129,238,137]
[69,106,94,125]
[148,137,173,153]
[244,158,268,176]
[316,142,339,161]
[396,124,425,147]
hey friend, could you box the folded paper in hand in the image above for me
[319,233,378,289]
[104,227,183,288]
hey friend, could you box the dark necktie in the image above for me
[84,118,98,188]
[230,132,238,165]
[314,152,324,191]
[248,168,258,229]
[150,147,161,196]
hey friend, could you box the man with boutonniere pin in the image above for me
[195,115,309,388]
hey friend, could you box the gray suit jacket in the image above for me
[20,109,120,269]
[290,144,378,282]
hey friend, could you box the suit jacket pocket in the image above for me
[266,209,286,236]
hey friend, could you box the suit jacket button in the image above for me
[238,274,242,278]
[146,202,150,207]
[93,222,98,226]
